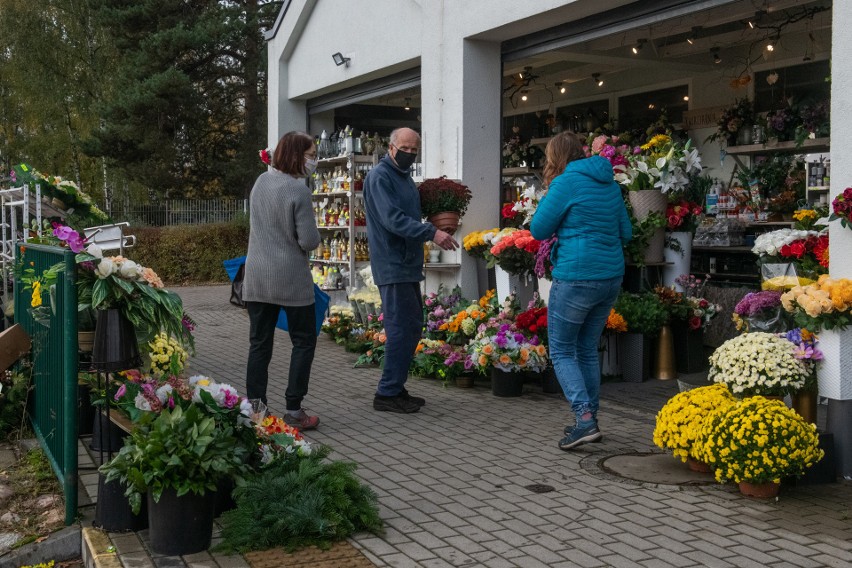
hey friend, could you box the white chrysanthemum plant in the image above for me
[708,332,808,398]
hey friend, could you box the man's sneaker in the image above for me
[282,409,320,430]
[373,394,421,413]
[399,389,425,406]
[564,423,602,442]
[558,423,602,450]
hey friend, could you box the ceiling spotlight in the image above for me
[632,39,647,54]
[711,47,721,64]
[332,52,351,67]
[766,41,774,51]
[555,81,565,94]
[521,90,528,101]
[687,27,701,45]
[592,73,603,87]
[648,104,655,110]
[404,97,411,111]
[683,96,689,101]
[748,10,765,30]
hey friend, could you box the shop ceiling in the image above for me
[502,0,830,109]
[364,0,829,110]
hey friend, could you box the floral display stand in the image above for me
[494,266,536,310]
[670,319,706,373]
[536,277,552,305]
[662,231,693,290]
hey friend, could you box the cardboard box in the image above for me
[0,324,32,372]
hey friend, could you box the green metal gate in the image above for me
[14,243,78,525]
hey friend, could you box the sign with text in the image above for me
[683,106,726,130]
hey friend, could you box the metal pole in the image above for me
[62,250,78,525]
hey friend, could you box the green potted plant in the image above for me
[418,176,472,235]
[613,292,668,382]
[100,404,252,555]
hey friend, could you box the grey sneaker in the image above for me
[559,423,602,450]
[564,423,602,442]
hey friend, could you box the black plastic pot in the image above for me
[148,487,216,556]
[491,368,524,397]
[92,308,141,372]
[540,367,561,394]
[94,473,148,532]
[214,477,237,517]
[78,384,95,437]
[89,412,127,454]
[671,320,708,374]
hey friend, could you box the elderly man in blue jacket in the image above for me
[363,127,458,413]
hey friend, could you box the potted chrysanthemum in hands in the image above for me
[418,176,472,235]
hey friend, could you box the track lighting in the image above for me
[555,81,565,94]
[404,98,411,111]
[632,39,647,54]
[711,47,721,64]
[747,10,765,30]
[592,73,603,87]
[521,90,528,102]
[687,27,701,46]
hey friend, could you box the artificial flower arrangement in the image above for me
[76,246,193,349]
[10,163,109,227]
[255,415,313,467]
[321,305,357,343]
[653,384,735,463]
[462,228,502,260]
[465,321,548,374]
[604,308,627,333]
[781,275,852,331]
[829,187,852,229]
[779,328,822,393]
[354,319,386,367]
[148,332,188,377]
[708,332,808,397]
[706,98,755,144]
[423,285,466,337]
[615,134,703,194]
[671,274,722,332]
[502,136,544,168]
[418,176,472,218]
[694,397,823,485]
[410,339,468,385]
[586,134,633,172]
[514,303,548,346]
[732,290,787,333]
[436,292,497,345]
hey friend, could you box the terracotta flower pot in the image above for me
[428,211,460,235]
[686,457,712,473]
[738,480,780,499]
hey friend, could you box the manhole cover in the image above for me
[524,483,555,493]
[599,452,716,486]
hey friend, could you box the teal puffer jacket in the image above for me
[530,155,632,281]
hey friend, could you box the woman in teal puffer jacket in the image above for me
[530,131,632,451]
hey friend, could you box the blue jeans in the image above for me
[548,277,622,421]
[376,282,424,396]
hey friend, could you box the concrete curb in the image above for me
[81,527,121,568]
[0,525,81,568]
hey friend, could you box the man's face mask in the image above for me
[392,144,418,170]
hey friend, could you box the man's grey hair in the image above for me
[389,128,421,146]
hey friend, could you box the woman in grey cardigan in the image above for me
[243,131,321,430]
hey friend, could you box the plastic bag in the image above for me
[760,263,815,291]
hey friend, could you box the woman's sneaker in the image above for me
[558,423,602,450]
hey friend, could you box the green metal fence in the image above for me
[14,243,78,525]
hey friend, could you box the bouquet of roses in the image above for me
[489,229,541,276]
[829,187,852,229]
[515,298,548,346]
[665,200,703,232]
[586,134,633,172]
[781,275,852,331]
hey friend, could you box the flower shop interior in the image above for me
[267,0,852,479]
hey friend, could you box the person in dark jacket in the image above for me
[243,131,321,430]
[530,131,632,450]
[363,127,458,413]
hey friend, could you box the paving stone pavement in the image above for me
[95,285,852,568]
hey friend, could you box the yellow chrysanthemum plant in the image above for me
[708,332,807,397]
[653,384,735,463]
[694,397,824,485]
[148,332,189,377]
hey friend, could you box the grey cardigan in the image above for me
[242,170,321,306]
